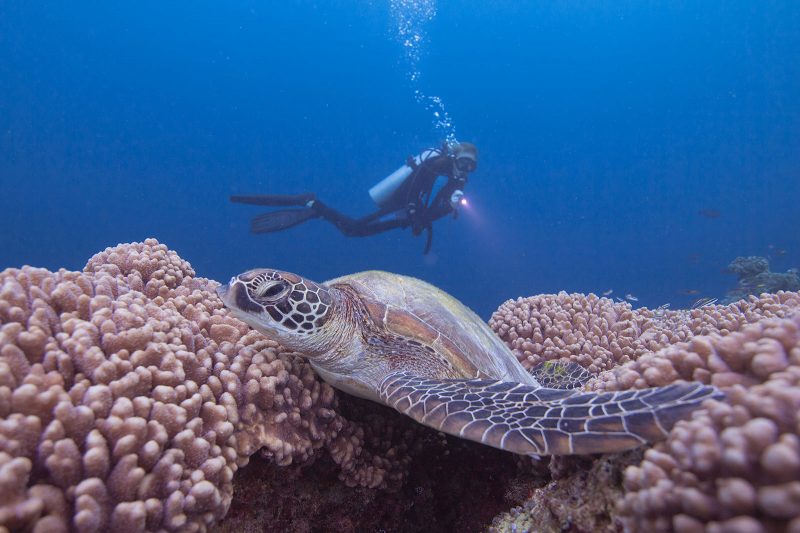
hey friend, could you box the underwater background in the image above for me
[1,1,798,319]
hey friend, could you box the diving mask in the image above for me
[455,157,477,173]
[452,142,478,173]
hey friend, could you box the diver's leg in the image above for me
[354,204,396,225]
[292,200,410,237]
[248,199,364,235]
[314,201,414,237]
[311,200,366,236]
[231,193,317,207]
[347,218,409,237]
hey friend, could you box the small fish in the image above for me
[602,289,613,296]
[767,244,787,256]
[691,297,718,309]
[698,208,721,219]
[615,297,624,303]
[680,289,701,295]
[625,293,638,302]
[653,303,671,318]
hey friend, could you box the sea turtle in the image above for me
[217,269,722,456]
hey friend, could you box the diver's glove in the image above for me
[449,189,465,209]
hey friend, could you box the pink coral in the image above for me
[489,292,663,373]
[491,291,800,532]
[618,316,800,531]
[489,291,800,376]
[587,312,800,532]
[590,299,800,392]
[4,239,800,532]
[0,239,346,531]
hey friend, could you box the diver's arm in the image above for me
[421,200,453,223]
[413,185,456,230]
[428,178,464,218]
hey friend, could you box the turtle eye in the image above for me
[253,280,290,301]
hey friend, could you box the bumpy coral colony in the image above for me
[0,240,410,532]
[1,240,799,532]
[490,291,800,532]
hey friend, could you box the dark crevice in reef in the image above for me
[216,395,537,533]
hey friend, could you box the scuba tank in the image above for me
[368,148,441,207]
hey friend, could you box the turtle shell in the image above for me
[325,271,535,385]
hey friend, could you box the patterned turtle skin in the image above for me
[217,269,723,456]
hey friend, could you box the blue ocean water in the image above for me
[1,1,798,319]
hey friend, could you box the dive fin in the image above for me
[231,193,316,207]
[250,208,317,233]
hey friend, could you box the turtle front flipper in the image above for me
[378,372,723,456]
[529,360,592,390]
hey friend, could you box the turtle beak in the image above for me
[216,276,264,315]
[216,277,235,301]
[216,284,228,299]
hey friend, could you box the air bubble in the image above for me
[389,0,457,144]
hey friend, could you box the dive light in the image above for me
[450,189,465,209]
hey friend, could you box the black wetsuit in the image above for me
[231,147,470,253]
[312,150,465,249]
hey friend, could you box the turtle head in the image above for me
[216,269,334,350]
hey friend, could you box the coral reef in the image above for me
[489,451,643,533]
[218,395,524,533]
[489,292,650,373]
[489,290,800,375]
[489,293,800,533]
[724,256,800,304]
[2,239,800,532]
[611,316,800,532]
[588,293,800,392]
[0,239,413,532]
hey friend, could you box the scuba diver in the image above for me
[230,142,478,254]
